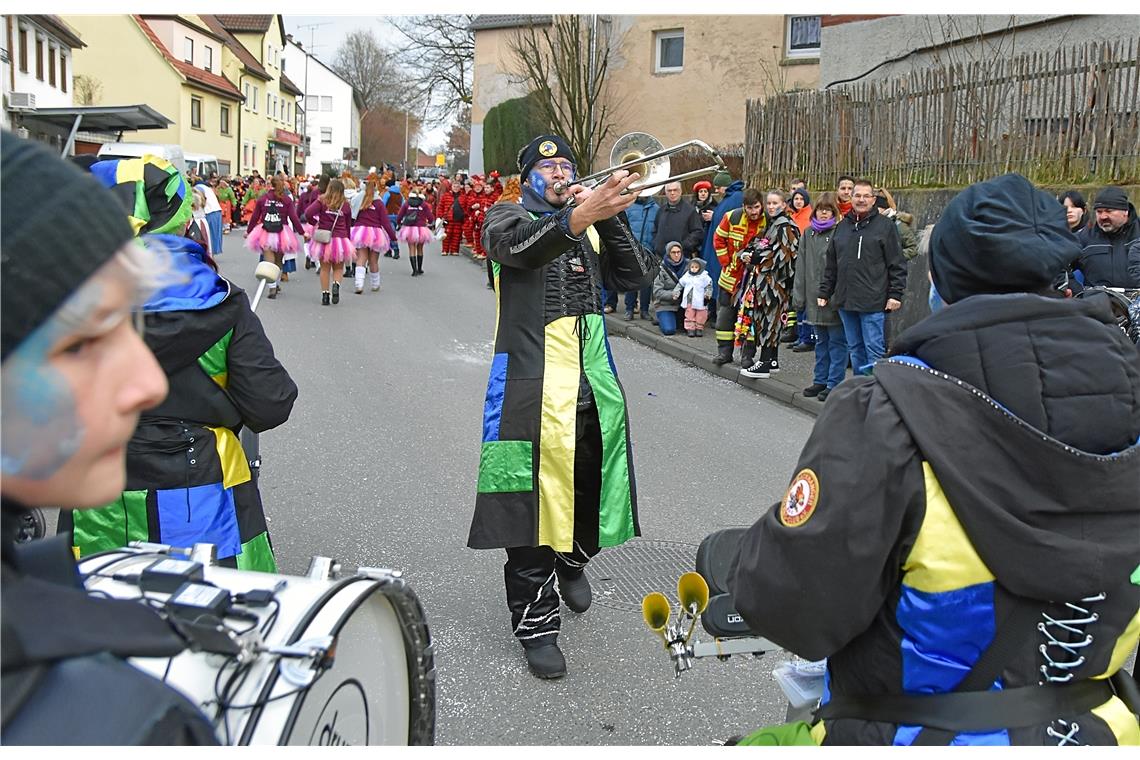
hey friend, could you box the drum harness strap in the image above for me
[814,592,1140,745]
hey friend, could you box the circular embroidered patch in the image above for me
[538,140,558,157]
[780,469,820,527]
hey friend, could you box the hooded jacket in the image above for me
[64,237,297,570]
[652,248,688,313]
[730,293,1140,746]
[791,220,840,326]
[677,258,713,310]
[625,196,660,250]
[1076,205,1140,287]
[470,186,655,552]
[819,206,907,312]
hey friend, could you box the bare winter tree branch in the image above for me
[331,29,402,116]
[506,15,615,170]
[389,15,474,128]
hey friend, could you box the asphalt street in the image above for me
[215,231,818,746]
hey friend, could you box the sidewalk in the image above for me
[460,243,836,417]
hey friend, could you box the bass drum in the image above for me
[1076,286,1140,344]
[78,548,434,745]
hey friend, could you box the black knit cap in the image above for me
[1092,186,1131,211]
[1,132,134,360]
[517,134,574,179]
[929,173,1080,305]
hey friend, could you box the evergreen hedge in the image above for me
[483,92,549,175]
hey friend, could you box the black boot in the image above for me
[416,255,424,275]
[712,344,734,365]
[522,641,567,679]
[321,291,330,306]
[557,569,592,613]
[331,282,340,304]
[410,256,419,276]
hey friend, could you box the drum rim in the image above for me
[239,576,435,746]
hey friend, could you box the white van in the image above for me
[96,142,187,174]
[184,152,220,179]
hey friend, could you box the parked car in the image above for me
[97,142,186,174]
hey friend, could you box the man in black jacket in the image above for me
[818,178,907,375]
[730,173,1140,746]
[1075,187,1140,287]
[1,133,218,744]
[653,181,705,259]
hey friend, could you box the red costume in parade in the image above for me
[438,179,463,255]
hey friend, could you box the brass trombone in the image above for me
[552,132,729,198]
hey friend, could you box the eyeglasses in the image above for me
[534,160,575,175]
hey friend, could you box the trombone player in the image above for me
[467,134,655,679]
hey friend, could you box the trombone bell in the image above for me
[610,132,669,198]
[551,132,728,199]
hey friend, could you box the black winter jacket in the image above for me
[653,199,705,257]
[1,507,218,744]
[1076,206,1140,287]
[730,294,1140,745]
[818,207,907,312]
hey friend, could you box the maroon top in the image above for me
[247,192,305,234]
[396,198,436,228]
[355,200,398,241]
[303,200,354,238]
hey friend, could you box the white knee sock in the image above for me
[354,266,365,290]
[370,271,381,290]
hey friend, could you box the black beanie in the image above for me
[1,133,134,361]
[517,134,575,179]
[929,173,1080,305]
[1092,186,1131,211]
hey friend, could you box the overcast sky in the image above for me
[284,15,450,150]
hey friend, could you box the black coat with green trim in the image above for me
[468,189,657,552]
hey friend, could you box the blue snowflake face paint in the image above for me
[527,169,550,199]
[0,284,102,479]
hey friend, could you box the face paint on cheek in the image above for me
[0,280,108,480]
[1,324,84,479]
[526,170,549,198]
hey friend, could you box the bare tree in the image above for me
[506,15,615,171]
[389,15,474,127]
[331,29,403,115]
[73,74,102,106]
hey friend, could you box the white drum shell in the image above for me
[79,551,425,745]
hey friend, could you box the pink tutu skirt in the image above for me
[246,225,300,254]
[308,236,355,263]
[350,224,391,252]
[397,225,432,245]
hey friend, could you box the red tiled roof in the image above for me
[279,72,303,97]
[133,16,243,101]
[215,15,272,33]
[199,14,271,81]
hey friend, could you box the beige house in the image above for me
[470,14,821,174]
[65,14,243,170]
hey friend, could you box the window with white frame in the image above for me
[252,85,259,112]
[785,16,821,58]
[321,127,332,144]
[306,95,318,111]
[205,46,213,72]
[654,29,684,73]
[184,37,194,64]
[190,96,202,129]
[320,96,332,112]
[220,104,231,135]
[267,93,271,114]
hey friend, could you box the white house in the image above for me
[283,36,361,175]
[2,15,82,135]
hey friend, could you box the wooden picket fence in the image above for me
[743,38,1140,190]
